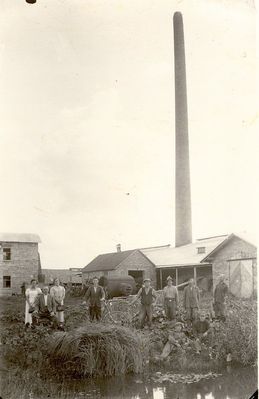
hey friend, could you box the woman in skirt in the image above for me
[50,278,65,329]
[25,279,42,327]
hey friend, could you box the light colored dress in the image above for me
[25,287,42,324]
[50,285,65,323]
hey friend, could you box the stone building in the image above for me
[82,244,162,289]
[0,233,41,296]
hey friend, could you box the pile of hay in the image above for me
[44,323,148,377]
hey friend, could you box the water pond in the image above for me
[52,366,257,399]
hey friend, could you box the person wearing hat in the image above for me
[162,276,179,321]
[160,321,189,360]
[213,274,228,322]
[183,278,200,328]
[130,277,157,329]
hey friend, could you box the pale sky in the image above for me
[0,0,257,268]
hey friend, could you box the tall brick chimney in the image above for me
[174,12,192,247]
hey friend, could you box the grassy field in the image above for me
[0,293,257,399]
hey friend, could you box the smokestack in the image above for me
[116,244,121,252]
[174,12,192,247]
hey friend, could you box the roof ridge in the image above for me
[96,249,136,257]
[196,234,229,241]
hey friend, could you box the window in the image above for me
[3,248,11,261]
[197,247,206,254]
[3,276,11,288]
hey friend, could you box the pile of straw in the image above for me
[45,322,147,377]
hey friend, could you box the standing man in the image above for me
[183,278,200,327]
[214,274,228,322]
[130,278,157,329]
[85,277,105,322]
[163,276,179,321]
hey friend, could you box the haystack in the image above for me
[45,322,148,377]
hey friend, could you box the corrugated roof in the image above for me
[82,249,136,272]
[0,233,41,243]
[141,235,229,268]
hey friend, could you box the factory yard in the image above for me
[0,292,257,399]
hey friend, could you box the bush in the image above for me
[216,297,257,365]
[1,323,51,368]
[44,323,149,377]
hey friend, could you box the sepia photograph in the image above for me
[0,1,257,398]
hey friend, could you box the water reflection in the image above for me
[61,366,257,399]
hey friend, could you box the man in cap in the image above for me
[130,277,157,329]
[183,278,200,328]
[213,274,228,321]
[163,276,179,321]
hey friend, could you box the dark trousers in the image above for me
[214,302,226,321]
[32,308,57,328]
[164,298,177,320]
[186,307,198,328]
[139,304,152,328]
[89,305,102,321]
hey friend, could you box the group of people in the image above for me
[130,274,228,360]
[24,276,106,327]
[23,273,228,344]
[24,278,65,329]
[131,273,228,329]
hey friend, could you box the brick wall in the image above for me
[109,250,156,287]
[0,242,39,295]
[209,236,257,295]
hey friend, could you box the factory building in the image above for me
[83,233,256,298]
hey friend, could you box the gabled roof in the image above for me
[201,232,257,262]
[141,235,229,268]
[0,233,41,243]
[82,249,136,272]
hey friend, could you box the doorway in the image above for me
[128,270,144,290]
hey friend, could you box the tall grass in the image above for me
[44,322,148,377]
[216,297,257,365]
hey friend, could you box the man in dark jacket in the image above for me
[85,277,105,321]
[214,274,228,321]
[192,311,211,353]
[183,278,200,327]
[32,286,57,328]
